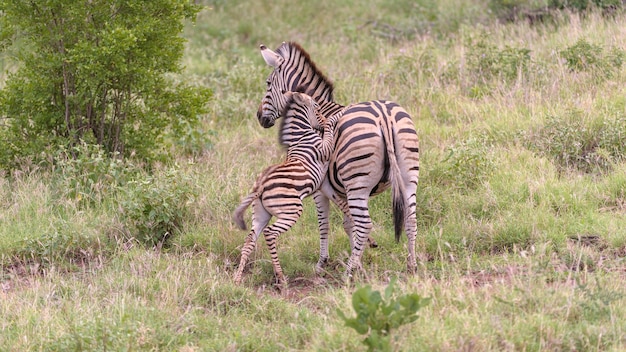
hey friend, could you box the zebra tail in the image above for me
[393,188,405,243]
[384,124,407,243]
[233,193,257,230]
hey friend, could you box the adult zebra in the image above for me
[256,42,420,276]
[233,91,347,286]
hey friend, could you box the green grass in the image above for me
[2,0,626,350]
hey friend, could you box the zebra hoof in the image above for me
[315,257,329,274]
[233,271,244,285]
[274,274,288,290]
[407,263,417,275]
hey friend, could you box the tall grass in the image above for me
[2,1,626,350]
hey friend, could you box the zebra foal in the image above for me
[256,42,420,277]
[233,91,347,286]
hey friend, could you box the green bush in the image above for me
[0,0,211,169]
[430,136,496,191]
[465,33,532,85]
[529,114,595,171]
[489,0,552,20]
[550,0,623,11]
[560,38,625,79]
[489,0,624,23]
[120,166,197,247]
[50,142,139,207]
[17,229,105,269]
[525,113,626,173]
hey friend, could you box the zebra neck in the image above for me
[279,42,335,103]
[286,132,323,160]
[318,106,344,159]
[317,101,344,118]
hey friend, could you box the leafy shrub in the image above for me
[120,166,197,247]
[17,229,106,269]
[465,33,532,85]
[430,137,496,191]
[337,278,430,352]
[560,39,625,79]
[529,114,594,171]
[525,113,626,173]
[0,0,211,170]
[51,142,139,207]
[172,120,215,158]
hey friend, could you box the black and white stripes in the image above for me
[233,91,344,286]
[255,42,420,277]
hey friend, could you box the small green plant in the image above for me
[576,276,625,319]
[120,166,197,247]
[465,33,532,84]
[337,278,430,351]
[526,113,626,173]
[51,142,138,207]
[430,136,496,191]
[172,118,215,157]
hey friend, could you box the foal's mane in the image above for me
[278,93,300,148]
[278,91,321,150]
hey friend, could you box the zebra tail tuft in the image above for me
[393,190,405,243]
[233,193,256,230]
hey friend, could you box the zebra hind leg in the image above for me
[405,184,419,274]
[233,201,272,285]
[340,200,378,249]
[234,231,257,285]
[263,208,302,289]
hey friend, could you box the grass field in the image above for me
[2,0,626,350]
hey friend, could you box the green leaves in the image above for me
[337,278,430,351]
[0,0,210,169]
[120,165,197,247]
[560,38,625,80]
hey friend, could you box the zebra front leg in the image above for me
[313,191,330,274]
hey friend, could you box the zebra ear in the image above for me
[290,91,306,105]
[283,91,294,102]
[260,44,282,68]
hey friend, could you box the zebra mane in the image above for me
[294,84,310,94]
[278,92,318,149]
[276,42,335,101]
[278,93,300,149]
